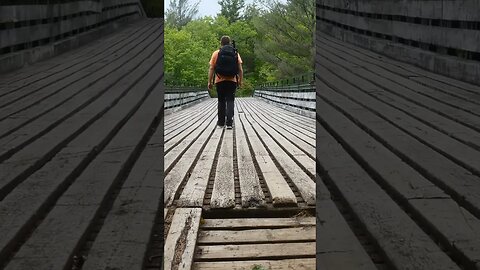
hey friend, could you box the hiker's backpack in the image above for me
[215,44,239,77]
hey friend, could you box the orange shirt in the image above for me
[209,49,243,84]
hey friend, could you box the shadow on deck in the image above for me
[0,18,164,270]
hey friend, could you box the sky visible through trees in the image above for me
[165,0,314,96]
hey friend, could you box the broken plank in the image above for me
[164,208,202,270]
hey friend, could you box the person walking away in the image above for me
[208,35,243,129]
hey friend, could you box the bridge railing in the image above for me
[165,85,210,113]
[253,73,315,118]
[317,0,480,85]
[0,0,145,73]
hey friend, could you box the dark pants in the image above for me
[216,81,236,126]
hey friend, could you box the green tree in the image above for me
[164,26,211,86]
[253,0,314,79]
[166,0,200,28]
[242,2,260,21]
[164,0,315,96]
[218,0,245,23]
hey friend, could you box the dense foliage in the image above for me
[165,0,314,96]
[165,0,200,28]
[219,0,245,23]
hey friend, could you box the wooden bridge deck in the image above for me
[0,18,163,270]
[164,98,315,209]
[0,8,479,270]
[316,32,480,270]
[163,98,317,269]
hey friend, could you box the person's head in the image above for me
[220,35,231,46]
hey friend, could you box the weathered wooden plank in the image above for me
[316,78,480,213]
[164,208,202,270]
[164,108,214,149]
[317,13,480,87]
[317,37,480,117]
[316,199,377,270]
[0,55,163,264]
[0,20,156,113]
[316,93,448,201]
[317,36,480,106]
[201,217,315,229]
[164,113,216,171]
[316,59,480,174]
[0,23,161,147]
[3,204,99,270]
[259,104,315,136]
[316,102,460,270]
[196,242,315,260]
[240,103,315,206]
[316,47,480,152]
[165,99,213,122]
[248,99,315,145]
[317,34,480,103]
[0,20,156,104]
[193,258,315,270]
[210,125,235,209]
[164,108,214,145]
[234,106,265,208]
[261,102,316,129]
[317,76,480,265]
[164,100,215,132]
[163,118,217,207]
[316,55,480,265]
[80,118,163,270]
[318,32,480,95]
[250,100,315,155]
[0,32,163,199]
[3,53,163,270]
[241,100,315,176]
[0,20,151,94]
[198,227,315,244]
[238,113,297,206]
[410,199,480,264]
[176,126,223,207]
[410,76,480,103]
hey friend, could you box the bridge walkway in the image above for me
[164,98,369,270]
[0,18,164,270]
[316,31,480,270]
